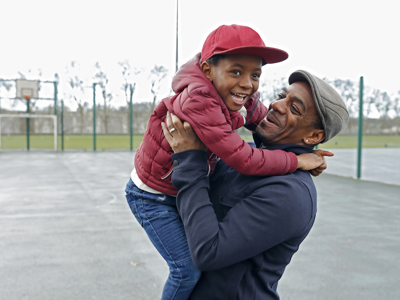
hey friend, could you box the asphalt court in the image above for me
[322,148,400,186]
[0,149,399,300]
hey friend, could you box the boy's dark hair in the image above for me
[205,54,226,66]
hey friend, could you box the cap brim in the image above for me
[214,46,288,65]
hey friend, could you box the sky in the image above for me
[0,0,399,108]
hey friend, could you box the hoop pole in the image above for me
[129,84,134,151]
[61,100,64,151]
[54,81,58,115]
[26,99,30,150]
[175,0,179,73]
[357,76,364,179]
[93,83,97,151]
[54,81,58,150]
[53,115,57,151]
[53,80,58,150]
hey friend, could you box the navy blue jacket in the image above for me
[171,142,317,300]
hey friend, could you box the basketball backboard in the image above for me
[16,79,39,100]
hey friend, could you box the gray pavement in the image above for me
[1,149,399,300]
[0,151,168,300]
[279,174,400,300]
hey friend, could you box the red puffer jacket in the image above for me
[134,53,297,195]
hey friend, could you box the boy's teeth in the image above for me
[232,93,247,100]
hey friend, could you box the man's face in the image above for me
[207,54,262,111]
[256,81,321,146]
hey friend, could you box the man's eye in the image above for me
[276,93,285,99]
[291,105,300,114]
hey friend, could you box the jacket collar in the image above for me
[252,132,314,155]
[262,143,314,155]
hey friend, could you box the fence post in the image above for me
[53,82,58,150]
[53,81,58,116]
[357,76,364,179]
[129,84,134,151]
[93,83,97,151]
[26,99,30,150]
[61,99,64,151]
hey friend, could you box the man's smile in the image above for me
[264,111,280,127]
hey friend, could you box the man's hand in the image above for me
[161,111,207,153]
[297,149,334,177]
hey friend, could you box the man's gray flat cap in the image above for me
[289,70,349,143]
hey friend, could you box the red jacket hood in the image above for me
[172,53,210,94]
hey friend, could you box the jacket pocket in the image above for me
[160,166,174,180]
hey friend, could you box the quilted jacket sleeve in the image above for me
[243,93,269,132]
[175,89,298,176]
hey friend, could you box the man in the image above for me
[161,70,349,299]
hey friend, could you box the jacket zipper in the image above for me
[161,166,174,180]
[207,153,214,176]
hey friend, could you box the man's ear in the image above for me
[200,61,213,82]
[303,130,325,145]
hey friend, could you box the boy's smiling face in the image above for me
[202,54,263,111]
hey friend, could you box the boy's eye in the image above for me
[231,70,241,75]
[252,73,261,79]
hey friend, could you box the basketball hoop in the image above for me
[16,79,39,100]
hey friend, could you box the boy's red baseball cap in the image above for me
[201,24,288,65]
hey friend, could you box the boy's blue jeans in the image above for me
[125,179,201,300]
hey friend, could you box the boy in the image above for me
[126,24,325,300]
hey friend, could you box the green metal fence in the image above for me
[2,76,400,181]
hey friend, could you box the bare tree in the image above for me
[393,91,400,134]
[0,80,13,113]
[0,80,13,92]
[118,60,142,133]
[118,60,131,105]
[149,65,168,111]
[94,62,114,134]
[259,76,286,106]
[65,61,87,134]
[374,91,391,118]
[119,61,143,104]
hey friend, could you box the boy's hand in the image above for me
[297,149,334,177]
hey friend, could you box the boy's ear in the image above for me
[200,61,213,82]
